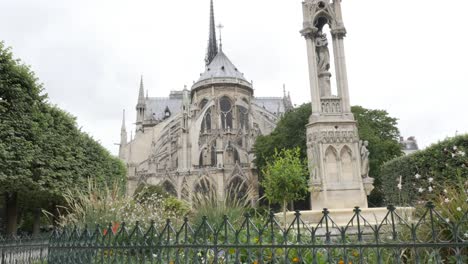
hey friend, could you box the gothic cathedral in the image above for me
[118,0,293,203]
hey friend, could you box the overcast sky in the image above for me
[1,0,467,155]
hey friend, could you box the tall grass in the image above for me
[55,180,168,230]
[191,180,255,227]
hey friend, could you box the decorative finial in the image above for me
[205,0,218,66]
[217,23,224,51]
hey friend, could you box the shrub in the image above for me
[380,134,468,205]
[56,181,189,230]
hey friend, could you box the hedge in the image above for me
[380,134,467,205]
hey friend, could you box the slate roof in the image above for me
[198,51,248,82]
[253,97,287,115]
[143,95,287,122]
[145,97,182,121]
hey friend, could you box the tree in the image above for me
[351,106,403,205]
[261,147,308,227]
[254,103,402,207]
[0,42,126,235]
[0,42,45,235]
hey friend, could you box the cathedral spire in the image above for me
[136,75,146,133]
[138,75,145,104]
[119,109,127,159]
[121,109,126,131]
[205,0,218,66]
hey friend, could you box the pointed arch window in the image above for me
[199,145,217,167]
[161,181,177,197]
[200,99,211,133]
[194,177,213,196]
[211,145,217,166]
[238,106,249,129]
[220,96,233,130]
[227,176,248,200]
[200,99,208,110]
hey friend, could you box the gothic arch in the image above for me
[219,96,233,130]
[226,176,249,200]
[193,176,215,196]
[199,98,209,110]
[324,146,339,184]
[224,143,241,165]
[312,9,337,30]
[199,145,216,167]
[238,105,249,129]
[340,146,354,183]
[161,180,177,197]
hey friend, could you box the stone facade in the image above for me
[118,1,293,203]
[301,0,374,210]
[400,136,419,155]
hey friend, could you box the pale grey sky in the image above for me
[1,0,467,155]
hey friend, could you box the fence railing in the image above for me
[1,203,467,264]
[0,236,48,264]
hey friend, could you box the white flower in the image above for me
[457,207,462,212]
[444,198,450,203]
[428,186,433,192]
[418,187,424,193]
[443,189,448,194]
[464,233,468,238]
[415,174,421,179]
[428,177,434,183]
[453,146,458,151]
[397,183,402,190]
[451,153,456,158]
[459,151,466,157]
[445,218,450,223]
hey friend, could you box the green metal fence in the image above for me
[1,203,467,263]
[0,236,48,264]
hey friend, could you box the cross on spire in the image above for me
[217,23,224,51]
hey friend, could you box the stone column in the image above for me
[301,26,322,115]
[331,28,351,113]
[332,0,351,113]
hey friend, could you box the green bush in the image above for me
[380,134,468,205]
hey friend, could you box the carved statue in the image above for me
[315,33,330,73]
[360,140,370,178]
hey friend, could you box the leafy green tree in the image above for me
[261,147,308,227]
[0,42,45,235]
[254,104,310,173]
[254,103,402,207]
[0,42,126,235]
[352,106,402,205]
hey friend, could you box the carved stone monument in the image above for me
[277,0,414,226]
[300,0,374,210]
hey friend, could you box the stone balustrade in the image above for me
[321,97,342,114]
